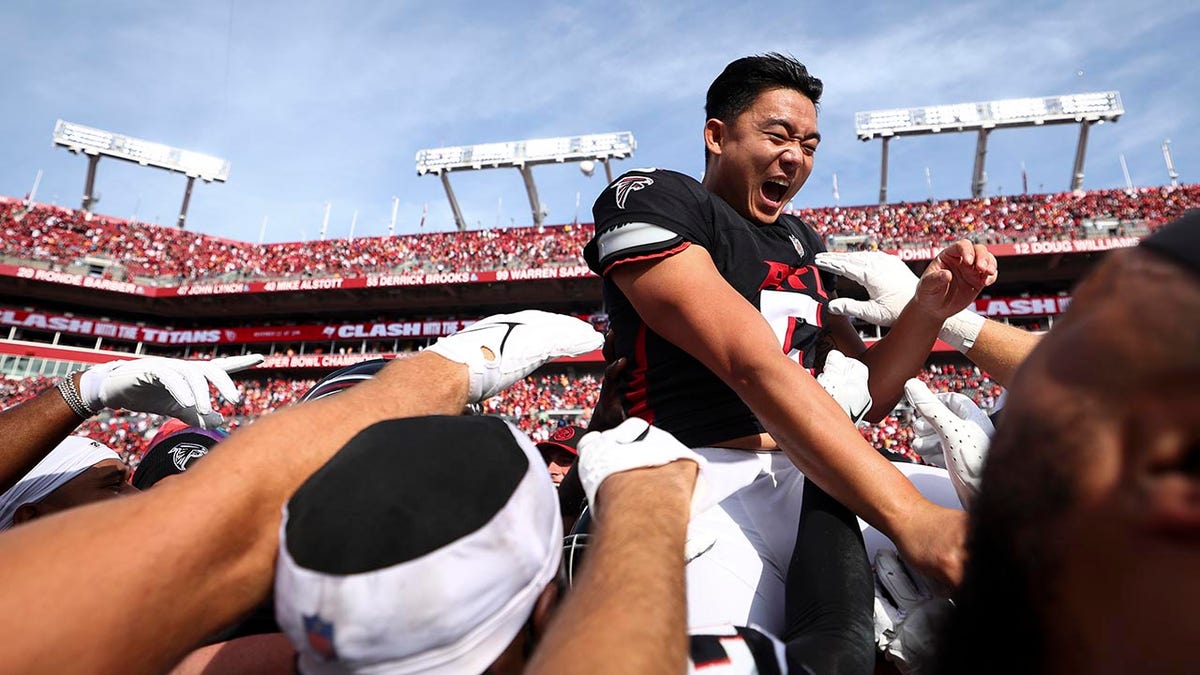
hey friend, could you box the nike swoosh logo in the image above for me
[852,402,871,422]
[452,321,522,352]
[611,424,653,445]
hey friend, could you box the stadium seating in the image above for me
[0,364,1001,467]
[791,184,1198,250]
[482,372,602,441]
[0,375,318,466]
[3,183,1197,284]
[0,182,1171,467]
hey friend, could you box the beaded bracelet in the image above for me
[57,374,97,419]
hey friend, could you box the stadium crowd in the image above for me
[792,183,1197,249]
[1,362,1001,464]
[0,374,317,466]
[2,182,1196,284]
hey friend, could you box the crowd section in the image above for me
[252,226,594,279]
[0,200,247,282]
[792,184,1200,249]
[2,183,1196,284]
[0,375,317,467]
[860,413,918,460]
[1,362,1001,465]
[482,372,602,441]
[917,362,1004,410]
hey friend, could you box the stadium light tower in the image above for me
[415,131,636,230]
[1162,140,1180,187]
[52,120,230,228]
[855,92,1122,203]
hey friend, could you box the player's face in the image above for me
[704,87,820,224]
[981,250,1200,671]
[542,448,576,487]
[16,459,138,524]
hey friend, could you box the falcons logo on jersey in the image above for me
[614,176,654,209]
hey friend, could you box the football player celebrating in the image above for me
[584,53,997,668]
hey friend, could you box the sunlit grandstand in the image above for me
[3,170,1195,464]
[3,183,1194,284]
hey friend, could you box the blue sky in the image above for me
[2,0,1196,242]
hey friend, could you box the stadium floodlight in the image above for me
[52,120,230,228]
[854,92,1122,201]
[416,132,636,230]
[855,92,1122,139]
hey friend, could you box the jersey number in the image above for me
[759,290,822,369]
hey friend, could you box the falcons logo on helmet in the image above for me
[614,176,654,209]
[169,442,209,471]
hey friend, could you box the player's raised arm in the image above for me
[817,249,1035,388]
[0,312,600,673]
[823,240,999,419]
[528,419,701,675]
[960,318,1042,387]
[609,245,966,587]
[0,355,263,494]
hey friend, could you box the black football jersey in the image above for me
[584,169,837,448]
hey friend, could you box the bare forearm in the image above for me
[529,473,692,675]
[0,353,468,673]
[0,372,85,492]
[613,250,930,542]
[609,248,967,586]
[857,300,942,421]
[962,319,1040,388]
[735,353,927,540]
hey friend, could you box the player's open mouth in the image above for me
[761,179,789,208]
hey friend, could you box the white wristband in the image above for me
[938,310,986,353]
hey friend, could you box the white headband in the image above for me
[275,418,562,675]
[0,436,121,530]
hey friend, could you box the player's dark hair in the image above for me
[705,53,823,161]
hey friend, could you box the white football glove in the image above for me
[904,379,992,509]
[814,251,985,352]
[909,391,995,469]
[815,251,918,328]
[873,548,952,675]
[576,418,710,518]
[78,354,264,430]
[816,350,872,423]
[426,310,602,402]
